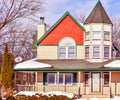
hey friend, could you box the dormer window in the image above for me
[93,31,100,39]
[58,37,76,59]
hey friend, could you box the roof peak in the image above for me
[84,0,112,24]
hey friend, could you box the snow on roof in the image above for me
[14,58,52,70]
[104,60,120,68]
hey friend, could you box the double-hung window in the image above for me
[104,46,109,58]
[85,46,89,58]
[93,46,100,58]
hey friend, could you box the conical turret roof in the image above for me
[84,0,112,24]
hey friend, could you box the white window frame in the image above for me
[93,46,100,58]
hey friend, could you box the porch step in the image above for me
[81,94,109,99]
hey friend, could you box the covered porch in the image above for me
[14,59,120,97]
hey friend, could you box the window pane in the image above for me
[85,46,89,57]
[104,47,109,57]
[59,73,64,84]
[48,73,56,84]
[84,73,89,85]
[93,31,100,39]
[59,47,66,58]
[68,47,75,58]
[93,46,100,57]
[65,73,72,84]
[104,73,109,85]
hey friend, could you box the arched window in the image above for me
[58,37,76,59]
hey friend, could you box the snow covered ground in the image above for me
[14,91,120,100]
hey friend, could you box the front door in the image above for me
[91,73,101,92]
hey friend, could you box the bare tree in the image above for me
[0,0,45,63]
[111,16,120,42]
[75,11,86,24]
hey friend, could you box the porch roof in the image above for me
[15,59,120,71]
[104,60,120,68]
[14,58,52,70]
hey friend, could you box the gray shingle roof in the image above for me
[84,1,112,24]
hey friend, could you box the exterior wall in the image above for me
[111,72,120,95]
[37,46,58,59]
[84,23,112,62]
[37,45,84,60]
[77,45,84,59]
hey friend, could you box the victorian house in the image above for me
[15,1,120,97]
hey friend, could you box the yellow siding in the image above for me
[37,46,58,59]
[77,46,84,59]
[104,24,111,32]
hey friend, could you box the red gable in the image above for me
[37,12,85,45]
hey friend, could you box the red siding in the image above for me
[39,15,84,45]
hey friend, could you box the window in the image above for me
[65,73,73,84]
[84,73,89,85]
[85,46,89,58]
[59,73,64,84]
[93,46,100,58]
[59,37,76,59]
[103,73,109,86]
[47,73,56,84]
[85,32,89,40]
[59,73,76,85]
[104,32,110,40]
[93,31,100,39]
[104,46,109,58]
[59,47,66,58]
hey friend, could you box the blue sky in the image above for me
[40,0,120,25]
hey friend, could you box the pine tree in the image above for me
[0,44,14,97]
